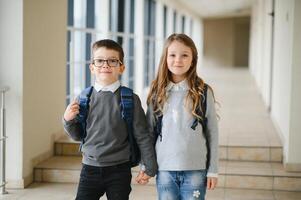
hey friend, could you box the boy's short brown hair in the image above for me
[92,39,124,63]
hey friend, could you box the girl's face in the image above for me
[166,40,193,83]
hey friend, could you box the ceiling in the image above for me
[176,0,255,18]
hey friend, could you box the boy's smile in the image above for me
[90,47,125,86]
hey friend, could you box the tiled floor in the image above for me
[199,66,282,149]
[1,183,301,200]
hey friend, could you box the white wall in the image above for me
[0,0,24,188]
[249,0,274,108]
[250,0,301,168]
[22,0,67,186]
[261,0,273,108]
[250,0,264,90]
[271,0,294,161]
[287,0,301,169]
[193,18,204,69]
[0,0,67,188]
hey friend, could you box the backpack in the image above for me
[154,83,210,168]
[76,86,141,167]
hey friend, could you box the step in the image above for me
[34,156,301,191]
[55,135,283,162]
[34,156,155,185]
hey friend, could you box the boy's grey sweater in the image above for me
[146,81,219,175]
[63,87,158,176]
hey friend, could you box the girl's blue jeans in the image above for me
[156,170,207,200]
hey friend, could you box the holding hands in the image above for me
[135,171,152,185]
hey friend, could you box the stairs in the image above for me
[34,134,301,191]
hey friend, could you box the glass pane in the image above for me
[68,0,74,26]
[86,0,95,28]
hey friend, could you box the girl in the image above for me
[146,33,219,200]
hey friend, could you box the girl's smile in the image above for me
[167,40,193,83]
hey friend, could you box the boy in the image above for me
[63,39,157,200]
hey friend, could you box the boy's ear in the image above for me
[89,63,94,73]
[119,65,125,73]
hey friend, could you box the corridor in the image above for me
[1,66,301,200]
[1,0,301,199]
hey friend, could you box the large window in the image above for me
[144,0,156,87]
[67,0,94,103]
[66,0,135,104]
[109,0,135,89]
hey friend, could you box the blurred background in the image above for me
[0,0,300,199]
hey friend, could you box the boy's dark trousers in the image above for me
[75,162,132,200]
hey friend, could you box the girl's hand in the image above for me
[207,177,218,190]
[63,99,80,121]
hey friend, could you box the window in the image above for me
[66,0,136,104]
[67,0,94,103]
[144,0,156,87]
[109,0,135,88]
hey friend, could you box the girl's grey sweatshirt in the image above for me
[146,80,219,176]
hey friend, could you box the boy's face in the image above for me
[90,47,125,86]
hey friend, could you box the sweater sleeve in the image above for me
[62,96,83,141]
[132,94,158,176]
[206,88,219,175]
[145,103,157,144]
[62,117,82,141]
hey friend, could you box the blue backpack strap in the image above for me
[120,86,141,167]
[155,115,163,143]
[77,86,94,149]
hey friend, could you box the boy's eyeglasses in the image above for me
[92,59,122,68]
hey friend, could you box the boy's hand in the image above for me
[63,99,80,121]
[135,171,151,185]
[207,177,218,190]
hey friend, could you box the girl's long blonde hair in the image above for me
[147,33,216,120]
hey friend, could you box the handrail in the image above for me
[0,87,9,93]
[0,86,9,195]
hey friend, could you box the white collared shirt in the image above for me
[94,81,121,93]
[165,79,189,92]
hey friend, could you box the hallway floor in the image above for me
[1,66,301,199]
[1,182,301,200]
[200,66,281,149]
